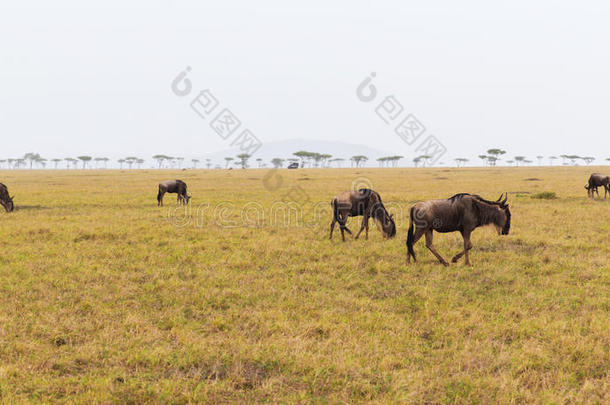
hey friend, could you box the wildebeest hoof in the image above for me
[451,256,460,263]
[441,261,449,267]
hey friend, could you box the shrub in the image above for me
[531,191,557,200]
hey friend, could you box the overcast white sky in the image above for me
[1,1,609,163]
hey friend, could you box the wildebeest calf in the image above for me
[0,183,14,213]
[157,180,191,207]
[406,193,511,266]
[330,188,396,241]
[585,173,610,199]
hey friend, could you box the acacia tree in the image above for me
[153,154,170,168]
[536,155,544,166]
[293,151,311,168]
[582,157,595,165]
[94,157,106,169]
[549,156,557,166]
[191,159,199,168]
[454,158,469,167]
[327,158,344,168]
[24,153,42,169]
[78,156,92,169]
[271,158,284,168]
[514,156,526,166]
[486,149,506,166]
[224,157,234,168]
[125,157,138,169]
[51,158,62,169]
[236,153,251,169]
[351,155,368,167]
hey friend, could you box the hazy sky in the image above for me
[1,1,609,163]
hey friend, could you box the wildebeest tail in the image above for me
[406,206,416,260]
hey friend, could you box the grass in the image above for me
[0,166,608,403]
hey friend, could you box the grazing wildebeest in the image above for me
[330,188,396,241]
[406,193,511,266]
[157,180,191,207]
[585,173,610,199]
[0,183,14,213]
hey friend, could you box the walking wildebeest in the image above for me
[406,193,511,266]
[330,188,396,241]
[0,183,14,213]
[585,173,610,199]
[157,180,191,207]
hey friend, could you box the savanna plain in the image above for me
[0,167,608,404]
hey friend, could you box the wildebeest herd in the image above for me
[0,173,608,265]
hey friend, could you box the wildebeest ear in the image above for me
[496,193,504,202]
[390,213,394,219]
[501,193,508,205]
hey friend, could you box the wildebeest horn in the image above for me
[496,193,504,202]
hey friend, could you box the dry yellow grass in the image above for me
[0,166,608,403]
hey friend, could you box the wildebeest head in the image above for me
[373,206,396,238]
[492,193,510,235]
[1,195,14,213]
[185,192,192,204]
[385,213,396,238]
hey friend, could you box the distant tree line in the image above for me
[2,150,608,170]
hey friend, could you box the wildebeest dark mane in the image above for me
[449,193,510,230]
[471,197,502,226]
[359,188,394,226]
[449,193,502,206]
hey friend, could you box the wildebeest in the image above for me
[330,188,396,241]
[585,173,610,199]
[157,180,191,207]
[0,183,14,213]
[406,193,511,266]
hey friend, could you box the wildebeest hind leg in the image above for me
[425,230,449,266]
[407,227,426,263]
[340,214,353,242]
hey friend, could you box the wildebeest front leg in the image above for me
[425,230,449,266]
[329,218,336,239]
[452,231,473,265]
[355,213,369,240]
